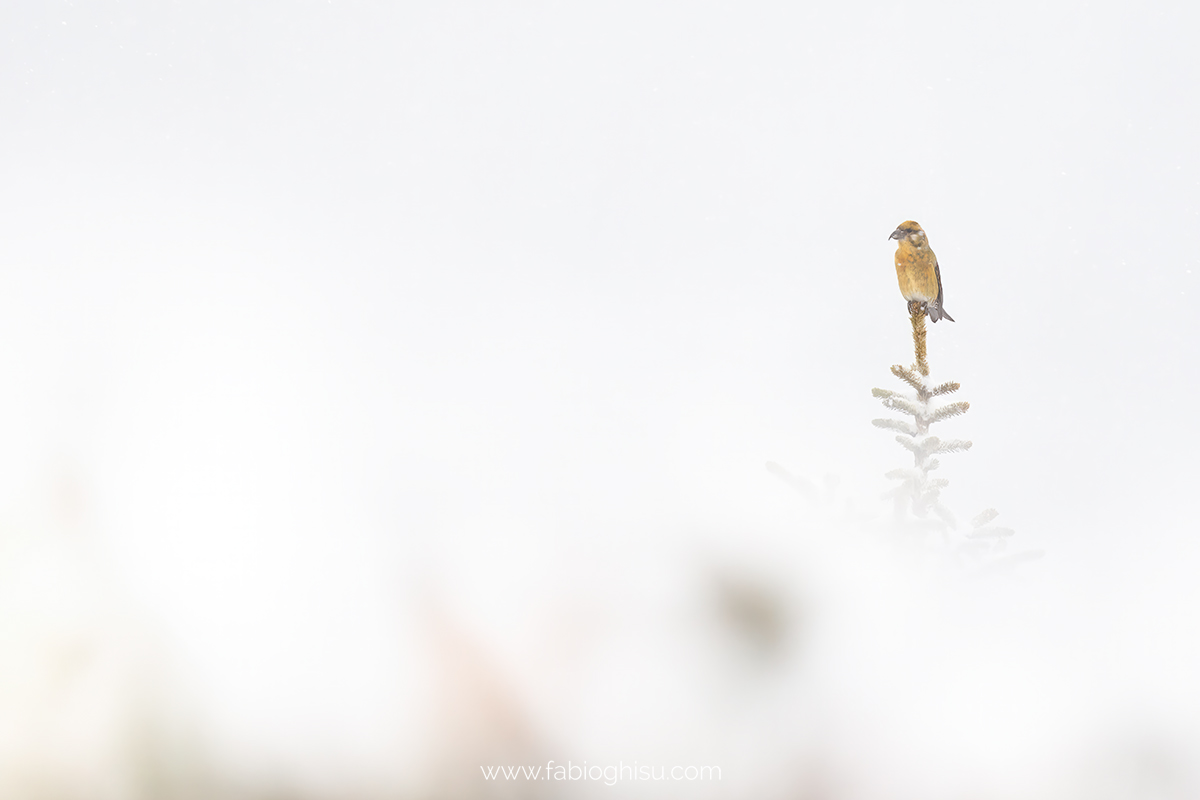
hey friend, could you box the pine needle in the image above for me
[881,396,923,417]
[873,418,917,436]
[890,365,924,393]
[930,401,970,422]
[971,509,1000,528]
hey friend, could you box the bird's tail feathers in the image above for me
[926,303,955,321]
[931,304,955,323]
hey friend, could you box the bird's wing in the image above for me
[933,260,955,322]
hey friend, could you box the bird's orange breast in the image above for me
[895,246,939,303]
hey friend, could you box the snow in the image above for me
[1,2,1198,798]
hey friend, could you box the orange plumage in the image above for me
[889,220,954,323]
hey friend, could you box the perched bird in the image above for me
[889,220,955,322]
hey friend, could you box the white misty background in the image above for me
[0,2,1197,799]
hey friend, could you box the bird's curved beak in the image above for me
[888,228,903,241]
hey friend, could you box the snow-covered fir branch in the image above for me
[868,307,1041,571]
[770,302,1041,575]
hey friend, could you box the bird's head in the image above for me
[889,220,927,247]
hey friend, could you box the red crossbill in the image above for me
[889,221,955,323]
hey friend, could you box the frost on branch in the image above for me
[872,308,973,538]
[769,297,1041,574]
[870,307,1040,571]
